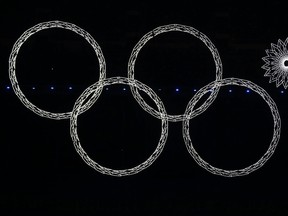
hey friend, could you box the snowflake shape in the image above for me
[262,37,288,89]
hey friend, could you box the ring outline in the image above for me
[70,77,169,177]
[183,78,281,177]
[9,20,106,120]
[128,24,223,122]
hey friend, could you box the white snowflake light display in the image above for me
[262,38,288,88]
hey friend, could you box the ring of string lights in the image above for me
[183,78,281,177]
[128,24,223,122]
[9,21,281,177]
[9,20,106,120]
[70,77,168,176]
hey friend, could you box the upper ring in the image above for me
[128,24,223,122]
[9,20,106,120]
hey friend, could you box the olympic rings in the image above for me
[70,77,168,177]
[9,20,106,120]
[183,78,281,177]
[9,20,282,177]
[128,24,223,122]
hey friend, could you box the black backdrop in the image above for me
[1,1,288,215]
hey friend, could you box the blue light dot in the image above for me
[193,89,197,92]
[246,89,250,93]
[50,86,54,90]
[281,90,284,94]
[105,87,109,91]
[175,88,180,92]
[32,87,36,90]
[6,86,10,90]
[229,89,232,93]
[68,86,73,90]
[123,87,126,91]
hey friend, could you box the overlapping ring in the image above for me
[8,20,281,177]
[70,77,168,176]
[128,24,223,121]
[9,20,106,120]
[183,78,281,177]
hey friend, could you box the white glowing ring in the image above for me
[70,77,168,177]
[128,24,223,122]
[183,78,281,177]
[9,20,106,120]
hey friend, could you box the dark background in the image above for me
[1,1,288,215]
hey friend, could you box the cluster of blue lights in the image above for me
[3,85,286,95]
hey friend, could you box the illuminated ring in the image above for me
[9,20,106,120]
[183,78,281,177]
[128,24,223,122]
[70,77,169,177]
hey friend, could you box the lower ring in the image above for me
[183,77,281,177]
[70,77,169,176]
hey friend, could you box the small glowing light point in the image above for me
[175,88,180,92]
[246,89,250,93]
[6,86,11,90]
[262,37,288,89]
